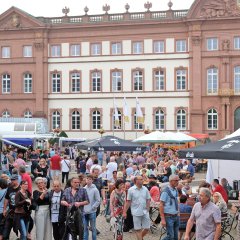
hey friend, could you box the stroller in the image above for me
[62,205,84,240]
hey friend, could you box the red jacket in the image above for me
[213,184,228,203]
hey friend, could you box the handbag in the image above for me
[64,160,71,171]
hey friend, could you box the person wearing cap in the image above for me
[2,174,20,239]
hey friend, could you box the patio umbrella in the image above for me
[75,135,146,152]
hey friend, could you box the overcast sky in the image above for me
[1,0,194,17]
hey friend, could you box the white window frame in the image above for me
[52,111,60,129]
[155,109,165,130]
[111,42,122,55]
[91,71,101,92]
[177,109,186,130]
[24,73,32,93]
[70,44,81,56]
[2,47,10,58]
[207,109,218,130]
[134,112,143,130]
[153,41,164,53]
[71,72,80,93]
[92,110,101,130]
[176,40,187,52]
[24,111,32,118]
[234,66,240,94]
[133,71,143,91]
[176,69,187,91]
[207,38,218,51]
[207,68,218,94]
[91,43,101,56]
[133,42,143,54]
[51,45,61,57]
[2,111,10,118]
[23,46,32,57]
[112,110,122,130]
[72,111,80,130]
[234,37,240,50]
[154,70,165,91]
[52,73,61,93]
[112,71,122,92]
[2,74,10,93]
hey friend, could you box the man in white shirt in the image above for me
[90,159,102,174]
[61,156,71,184]
[86,154,96,174]
[106,156,117,180]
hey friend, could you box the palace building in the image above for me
[0,0,240,140]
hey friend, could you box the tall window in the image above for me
[71,72,80,92]
[134,111,143,130]
[24,73,32,93]
[153,41,164,53]
[112,71,122,92]
[72,111,80,130]
[2,111,10,118]
[2,47,10,58]
[2,74,10,93]
[208,109,218,130]
[113,110,122,129]
[111,42,122,55]
[51,45,61,57]
[91,71,101,92]
[177,109,186,130]
[52,111,60,129]
[92,110,101,130]
[23,46,32,57]
[70,44,80,56]
[207,38,218,51]
[176,40,187,52]
[154,69,165,91]
[234,37,240,49]
[176,69,187,90]
[207,68,218,94]
[155,109,165,130]
[133,42,143,54]
[24,111,32,118]
[52,73,61,93]
[234,66,240,93]
[91,43,101,56]
[133,70,143,91]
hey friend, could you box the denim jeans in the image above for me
[162,215,179,240]
[19,218,29,240]
[83,212,96,240]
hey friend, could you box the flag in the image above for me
[123,97,130,123]
[136,97,144,124]
[114,98,120,127]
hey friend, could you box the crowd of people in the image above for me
[0,146,238,240]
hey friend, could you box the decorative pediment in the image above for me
[0,6,44,30]
[188,0,240,19]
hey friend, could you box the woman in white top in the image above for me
[61,156,71,184]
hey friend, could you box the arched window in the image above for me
[72,111,80,130]
[52,111,60,129]
[207,109,218,130]
[155,109,165,130]
[2,110,10,118]
[92,110,101,130]
[176,109,186,130]
[113,110,122,129]
[24,111,32,118]
[207,68,218,94]
[234,66,240,93]
[24,73,32,93]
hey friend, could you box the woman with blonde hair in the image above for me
[35,158,50,188]
[212,192,228,215]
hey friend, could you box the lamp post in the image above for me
[144,125,151,134]
[98,125,105,138]
[53,125,60,137]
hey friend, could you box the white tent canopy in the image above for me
[133,131,197,143]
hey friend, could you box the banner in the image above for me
[136,97,144,124]
[123,97,130,123]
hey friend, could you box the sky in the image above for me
[1,0,195,17]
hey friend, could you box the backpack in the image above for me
[161,186,178,211]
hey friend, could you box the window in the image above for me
[234,66,240,93]
[24,111,32,118]
[177,109,186,130]
[52,111,60,129]
[133,70,143,91]
[92,110,101,130]
[176,40,187,52]
[24,73,32,93]
[51,45,61,57]
[207,38,218,51]
[112,71,122,92]
[111,42,122,55]
[2,47,10,58]
[51,73,61,93]
[113,110,122,129]
[176,69,187,90]
[23,46,32,57]
[134,111,143,130]
[153,41,164,53]
[91,71,101,92]
[208,109,218,130]
[207,68,218,94]
[91,43,101,56]
[133,42,143,54]
[155,109,165,130]
[2,74,10,93]
[71,72,80,92]
[154,69,165,91]
[2,111,10,118]
[70,44,80,56]
[234,37,240,49]
[72,111,80,130]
